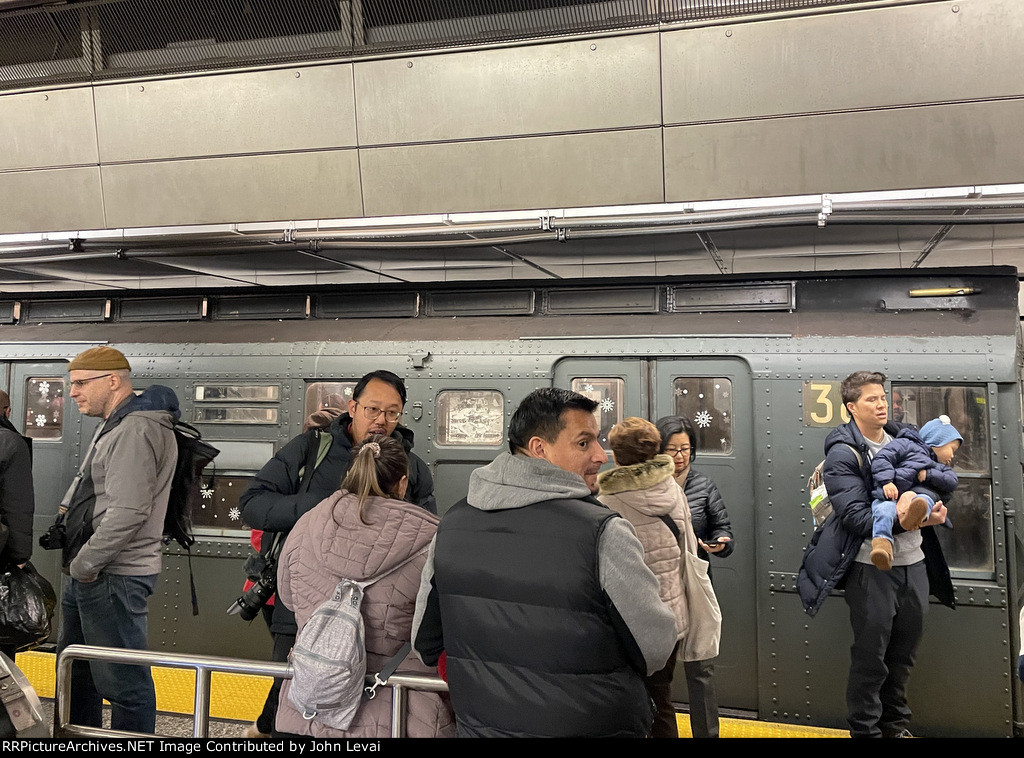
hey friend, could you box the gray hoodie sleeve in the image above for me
[411,536,443,666]
[599,517,678,676]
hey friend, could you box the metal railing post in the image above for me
[193,665,212,738]
[56,644,447,739]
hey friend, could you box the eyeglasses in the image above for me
[664,446,691,457]
[355,401,402,423]
[70,374,112,389]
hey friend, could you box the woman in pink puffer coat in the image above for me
[275,434,455,738]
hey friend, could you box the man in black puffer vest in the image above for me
[413,388,677,737]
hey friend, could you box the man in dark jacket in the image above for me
[0,390,34,662]
[412,388,677,737]
[239,369,435,736]
[797,371,954,738]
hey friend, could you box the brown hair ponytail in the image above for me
[341,434,409,525]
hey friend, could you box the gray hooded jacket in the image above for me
[69,399,177,581]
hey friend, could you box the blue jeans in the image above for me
[872,493,934,542]
[57,574,158,734]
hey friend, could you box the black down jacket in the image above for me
[240,413,435,634]
[681,468,734,562]
[797,419,954,618]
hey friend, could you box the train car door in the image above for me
[8,361,83,612]
[652,358,757,711]
[555,357,757,711]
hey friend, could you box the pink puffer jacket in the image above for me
[597,455,694,640]
[275,490,455,738]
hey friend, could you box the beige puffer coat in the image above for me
[275,490,456,738]
[597,455,695,640]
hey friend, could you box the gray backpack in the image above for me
[807,443,863,528]
[287,552,423,730]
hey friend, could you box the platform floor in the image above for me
[18,650,848,738]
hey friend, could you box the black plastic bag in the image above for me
[0,562,57,652]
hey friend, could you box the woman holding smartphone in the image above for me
[655,415,734,739]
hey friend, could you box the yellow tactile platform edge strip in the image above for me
[17,650,847,737]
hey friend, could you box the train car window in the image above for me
[304,382,358,420]
[195,385,280,402]
[194,406,279,424]
[24,377,64,440]
[571,378,624,448]
[893,383,993,578]
[192,474,253,533]
[436,390,504,446]
[673,378,733,455]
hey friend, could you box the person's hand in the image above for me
[883,482,898,500]
[920,501,947,528]
[699,536,731,554]
[917,469,928,482]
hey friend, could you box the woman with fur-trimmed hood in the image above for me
[597,417,698,739]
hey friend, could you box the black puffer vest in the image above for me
[434,497,653,737]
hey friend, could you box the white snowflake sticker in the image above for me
[694,410,712,428]
[39,381,50,396]
[34,414,46,427]
[343,387,353,396]
[200,485,214,500]
[228,507,241,521]
[584,384,595,392]
[600,398,615,412]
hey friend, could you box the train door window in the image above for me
[571,378,624,448]
[192,475,253,533]
[304,381,358,420]
[892,383,993,578]
[673,377,733,454]
[24,377,64,440]
[436,390,504,446]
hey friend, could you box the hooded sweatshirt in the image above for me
[412,452,677,737]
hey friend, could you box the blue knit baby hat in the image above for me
[919,415,963,448]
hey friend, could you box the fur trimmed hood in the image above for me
[597,455,675,495]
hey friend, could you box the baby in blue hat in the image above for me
[868,415,963,571]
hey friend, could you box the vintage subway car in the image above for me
[4,266,1021,737]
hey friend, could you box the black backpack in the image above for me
[165,421,219,616]
[165,421,220,553]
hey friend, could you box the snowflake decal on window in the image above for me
[674,387,687,396]
[600,398,615,412]
[228,507,241,521]
[38,382,50,396]
[694,410,712,428]
[200,485,214,500]
[343,387,353,396]
[34,414,46,427]
[583,384,595,392]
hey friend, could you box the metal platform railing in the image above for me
[56,644,448,739]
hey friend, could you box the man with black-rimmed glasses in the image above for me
[239,369,434,737]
